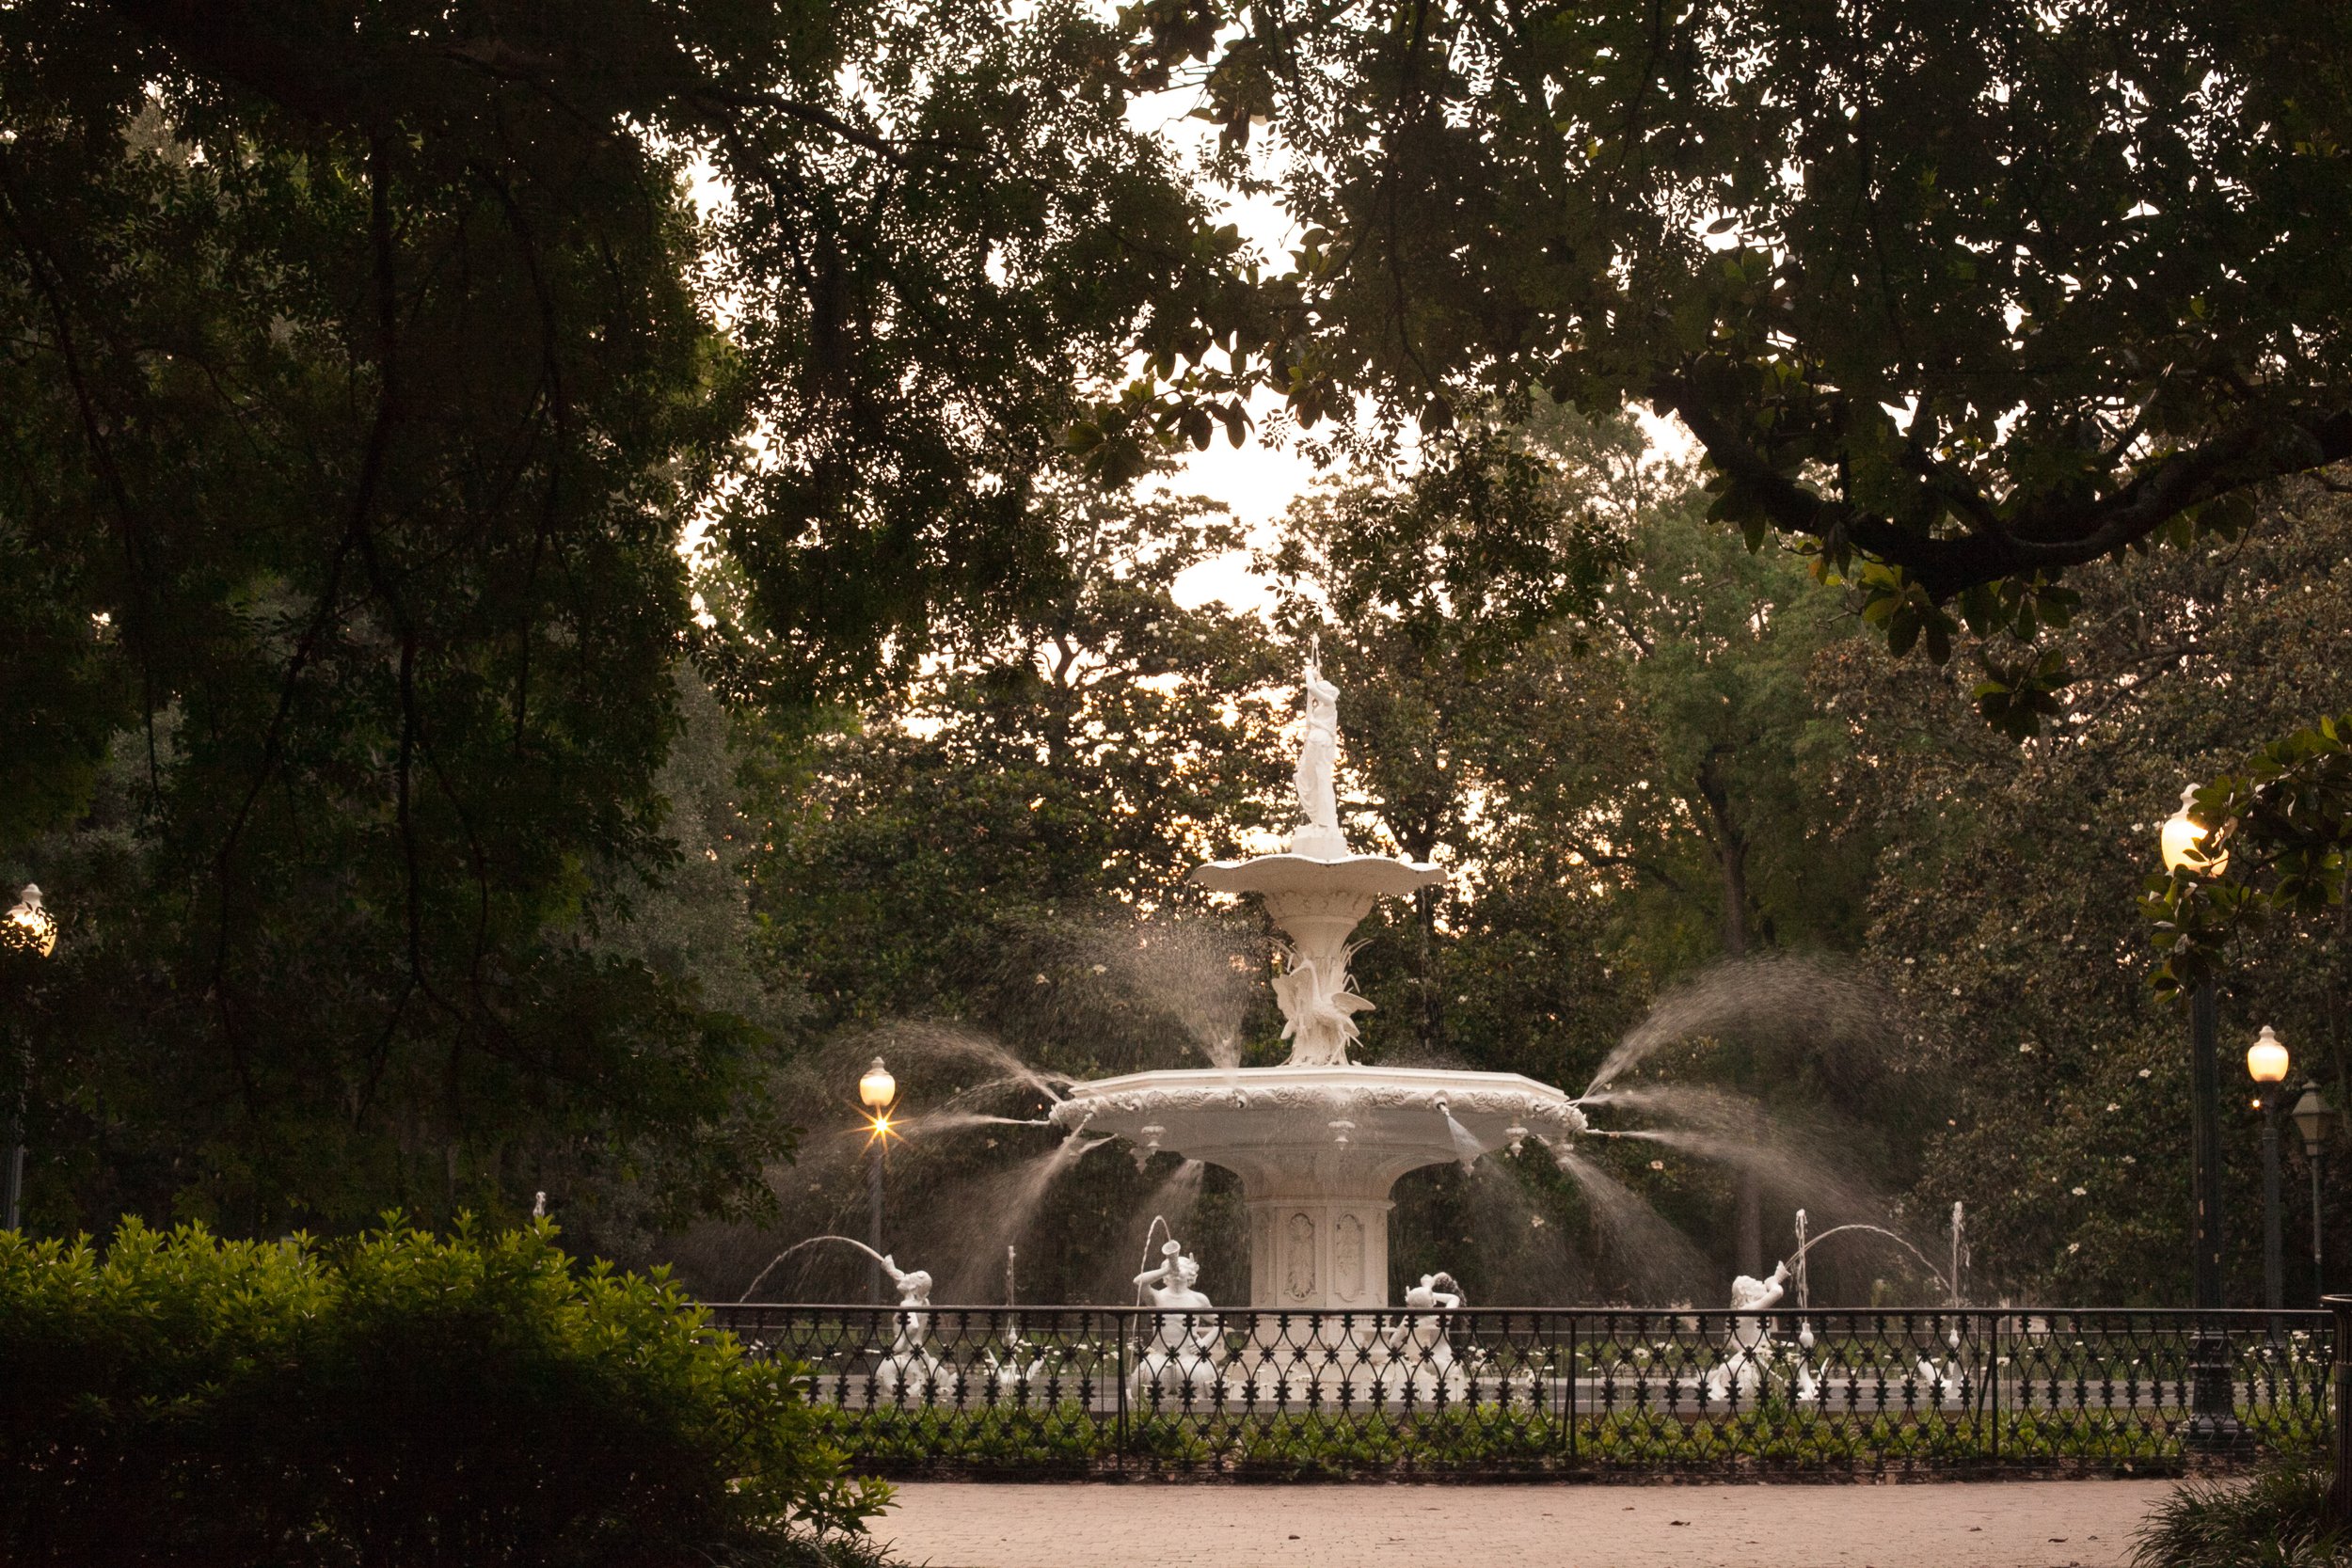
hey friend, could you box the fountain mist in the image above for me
[1552,1148,1712,1304]
[944,1126,1115,1300]
[1583,953,1896,1095]
[866,1020,1073,1101]
[1084,917,1264,1069]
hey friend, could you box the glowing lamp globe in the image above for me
[3,883,56,958]
[858,1057,897,1112]
[2247,1025,2290,1085]
[2159,787,2228,877]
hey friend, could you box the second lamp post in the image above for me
[2159,788,2236,1439]
[858,1056,897,1305]
[2292,1082,2341,1305]
[2,883,59,1233]
[2248,1025,2291,1315]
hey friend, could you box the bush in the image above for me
[0,1218,887,1567]
[2133,1461,2347,1568]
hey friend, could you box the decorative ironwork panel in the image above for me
[701,1303,2331,1479]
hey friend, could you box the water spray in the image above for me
[737,1233,898,1303]
[1949,1201,1965,1309]
[1785,1223,1955,1303]
[1793,1208,1809,1313]
[1435,1100,1485,1170]
[1135,1214,1175,1305]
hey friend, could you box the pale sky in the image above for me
[1158,394,1321,614]
[1123,89,1311,615]
[1123,89,1702,613]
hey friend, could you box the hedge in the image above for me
[0,1218,887,1567]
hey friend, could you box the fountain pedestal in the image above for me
[1248,1193,1392,1312]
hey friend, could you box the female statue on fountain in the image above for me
[1133,1240,1224,1403]
[1290,654,1346,860]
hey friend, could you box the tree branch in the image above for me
[102,0,931,164]
[1658,370,2352,598]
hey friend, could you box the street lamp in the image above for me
[2292,1082,2341,1305]
[859,1057,897,1305]
[2,883,58,1232]
[4,884,58,958]
[2158,790,2236,1440]
[2160,786,2229,878]
[2248,1026,2290,1315]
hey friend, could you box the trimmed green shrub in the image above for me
[2133,1462,2347,1568]
[0,1218,886,1566]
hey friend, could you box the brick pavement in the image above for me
[875,1481,2176,1568]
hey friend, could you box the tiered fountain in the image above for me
[1049,657,1588,1310]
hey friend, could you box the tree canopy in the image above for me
[4,0,2349,1308]
[1107,0,2352,722]
[0,0,1233,1234]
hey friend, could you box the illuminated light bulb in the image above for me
[2,883,56,958]
[2159,787,2228,877]
[858,1056,897,1111]
[2247,1025,2289,1085]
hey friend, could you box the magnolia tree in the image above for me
[1085,0,2352,734]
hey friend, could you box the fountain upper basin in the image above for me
[1052,1065,1587,1308]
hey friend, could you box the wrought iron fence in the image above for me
[704,1302,2332,1478]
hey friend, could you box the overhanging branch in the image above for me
[1657,371,2352,598]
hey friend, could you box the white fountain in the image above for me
[1050,656,1588,1309]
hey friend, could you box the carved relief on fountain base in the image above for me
[1247,1193,1391,1309]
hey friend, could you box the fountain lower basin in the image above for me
[1052,1064,1586,1308]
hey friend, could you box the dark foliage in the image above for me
[0,0,1237,1239]
[1104,0,2352,725]
[0,1218,886,1568]
[2134,1461,2347,1568]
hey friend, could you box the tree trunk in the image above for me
[2331,895,2351,1091]
[1737,1170,1764,1280]
[1693,752,1752,959]
[1693,750,1763,1278]
[1416,884,1441,1058]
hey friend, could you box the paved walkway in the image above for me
[876,1481,2177,1568]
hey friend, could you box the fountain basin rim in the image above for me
[1048,1064,1586,1203]
[1190,854,1448,896]
[1057,1063,1572,1101]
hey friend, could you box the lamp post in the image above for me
[2249,1026,2291,1319]
[2,883,59,1232]
[858,1056,897,1305]
[2159,789,2237,1440]
[2293,1083,2341,1306]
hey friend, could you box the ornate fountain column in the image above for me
[1239,1152,1400,1310]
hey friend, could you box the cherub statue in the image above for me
[1727,1260,1789,1321]
[1704,1260,1799,1407]
[1132,1239,1223,1403]
[1381,1272,1469,1405]
[870,1254,943,1402]
[877,1254,932,1326]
